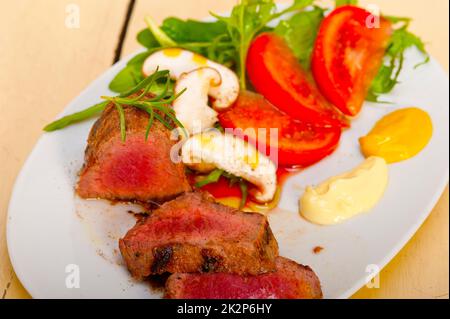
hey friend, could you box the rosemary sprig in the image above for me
[43,70,185,141]
[145,106,155,141]
[120,68,169,97]
[113,102,126,142]
[152,112,173,130]
[43,101,108,132]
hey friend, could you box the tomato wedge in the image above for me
[246,32,348,128]
[312,5,392,116]
[218,91,342,167]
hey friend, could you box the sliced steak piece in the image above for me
[165,257,323,299]
[76,102,191,203]
[119,192,278,279]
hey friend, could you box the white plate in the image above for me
[7,12,449,298]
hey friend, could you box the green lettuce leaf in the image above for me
[109,51,154,93]
[335,0,358,6]
[368,18,429,102]
[161,18,228,43]
[136,29,160,49]
[212,0,314,88]
[275,6,325,69]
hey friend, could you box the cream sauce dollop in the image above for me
[300,156,389,225]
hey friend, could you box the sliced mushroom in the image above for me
[173,67,222,135]
[142,48,239,109]
[182,130,277,203]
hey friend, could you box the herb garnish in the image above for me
[367,16,429,102]
[274,5,325,69]
[211,0,314,89]
[335,0,358,6]
[109,0,429,102]
[109,1,314,93]
[195,168,249,209]
[47,0,430,132]
[44,70,186,141]
[195,169,224,188]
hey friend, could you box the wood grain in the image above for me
[0,0,448,299]
[0,0,129,298]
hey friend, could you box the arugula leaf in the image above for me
[109,65,143,93]
[112,1,314,93]
[390,27,428,60]
[137,29,160,49]
[275,6,325,69]
[383,15,411,24]
[109,51,154,93]
[291,0,317,10]
[211,0,275,88]
[115,17,236,94]
[144,16,177,47]
[161,18,228,43]
[238,181,248,209]
[202,35,237,66]
[221,170,249,209]
[159,17,237,66]
[195,169,224,188]
[335,0,358,6]
[368,18,429,102]
[212,0,314,89]
[44,70,178,133]
[127,50,153,65]
[368,64,399,98]
[194,169,249,209]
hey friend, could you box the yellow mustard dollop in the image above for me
[300,157,389,225]
[359,107,433,163]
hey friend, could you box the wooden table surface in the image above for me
[0,0,448,299]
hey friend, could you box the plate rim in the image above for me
[6,11,450,298]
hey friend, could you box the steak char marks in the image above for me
[119,192,278,279]
[165,257,323,299]
[76,102,191,203]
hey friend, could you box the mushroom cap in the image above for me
[182,131,277,202]
[143,48,239,110]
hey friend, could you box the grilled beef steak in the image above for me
[76,103,191,203]
[119,192,278,279]
[165,257,322,299]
